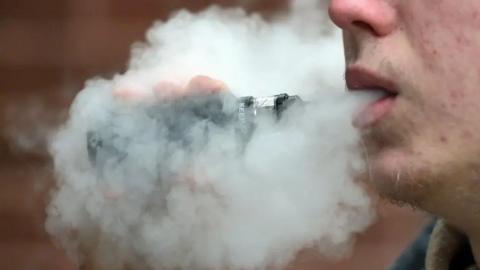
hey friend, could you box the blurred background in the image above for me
[0,0,428,269]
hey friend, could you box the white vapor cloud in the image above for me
[46,1,377,269]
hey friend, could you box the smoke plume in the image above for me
[47,1,377,269]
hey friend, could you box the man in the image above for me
[85,0,479,269]
[328,0,480,269]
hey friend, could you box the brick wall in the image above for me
[0,1,426,269]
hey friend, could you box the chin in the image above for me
[366,147,432,207]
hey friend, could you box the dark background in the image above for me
[0,1,427,269]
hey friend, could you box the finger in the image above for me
[186,75,227,95]
[113,86,153,103]
[153,81,185,100]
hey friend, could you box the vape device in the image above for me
[87,93,303,169]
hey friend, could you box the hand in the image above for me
[100,75,229,201]
[113,75,228,102]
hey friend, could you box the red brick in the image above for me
[108,0,287,19]
[0,18,157,69]
[0,66,72,160]
[0,167,54,240]
[63,18,153,69]
[66,0,110,18]
[0,241,75,270]
[105,0,171,20]
[0,66,121,160]
[0,66,65,91]
[245,0,289,14]
[0,2,288,70]
[0,66,103,104]
[0,19,68,68]
[0,0,68,20]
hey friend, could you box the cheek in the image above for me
[441,90,479,119]
[436,91,463,112]
[401,2,480,73]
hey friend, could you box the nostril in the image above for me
[329,1,397,36]
[352,21,378,36]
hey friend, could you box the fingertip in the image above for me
[187,75,228,94]
[113,87,135,100]
[113,87,152,103]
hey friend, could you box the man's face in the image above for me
[329,0,480,209]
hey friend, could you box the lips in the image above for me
[346,66,398,128]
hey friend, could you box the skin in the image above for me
[328,0,480,263]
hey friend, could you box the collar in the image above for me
[426,220,477,270]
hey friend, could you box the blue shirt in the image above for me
[389,221,475,270]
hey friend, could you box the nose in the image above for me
[329,0,397,37]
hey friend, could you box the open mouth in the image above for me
[352,89,397,128]
[346,66,399,129]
